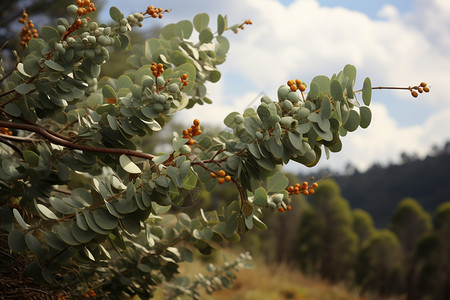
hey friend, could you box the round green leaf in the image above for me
[216,36,230,57]
[109,6,124,22]
[23,150,39,167]
[8,228,27,252]
[23,57,40,76]
[344,110,361,132]
[362,77,372,106]
[252,216,268,230]
[35,202,58,220]
[40,26,60,41]
[359,106,372,128]
[253,187,267,206]
[44,60,65,72]
[54,222,80,245]
[102,84,117,99]
[4,103,22,116]
[193,13,209,32]
[119,154,141,174]
[71,222,96,243]
[13,209,29,230]
[176,20,193,39]
[330,79,344,102]
[201,227,213,240]
[199,28,214,44]
[25,233,45,259]
[217,15,226,35]
[321,96,332,119]
[209,70,221,83]
[92,208,118,230]
[267,172,289,193]
[83,210,111,235]
[311,75,330,93]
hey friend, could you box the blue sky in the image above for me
[102,0,450,173]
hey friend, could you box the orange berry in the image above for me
[302,181,308,188]
[295,79,302,86]
[286,205,292,211]
[89,290,96,296]
[18,18,25,24]
[193,119,200,126]
[105,98,117,104]
[77,7,85,15]
[157,63,163,69]
[418,87,423,93]
[217,177,225,184]
[411,91,418,98]
[423,87,430,93]
[299,84,306,92]
[187,139,194,145]
[287,80,294,86]
[311,182,318,188]
[217,170,226,177]
[182,129,188,136]
[302,190,309,195]
[309,189,315,195]
[181,73,188,80]
[290,85,297,92]
[210,172,216,179]
[196,130,202,135]
[278,207,285,213]
[420,82,427,87]
[287,186,294,193]
[295,190,300,195]
[224,175,232,182]
[294,183,301,188]
[83,294,90,298]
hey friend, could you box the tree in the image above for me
[0,2,427,299]
[352,208,375,250]
[298,179,358,282]
[390,197,431,299]
[356,229,404,296]
[415,202,450,300]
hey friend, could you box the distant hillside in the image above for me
[297,143,450,227]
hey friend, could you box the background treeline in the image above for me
[300,141,450,227]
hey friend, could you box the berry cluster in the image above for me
[144,5,171,19]
[151,63,164,77]
[182,119,202,145]
[0,127,12,136]
[18,10,38,47]
[76,0,96,16]
[287,79,306,92]
[278,205,291,213]
[410,82,430,98]
[210,169,232,184]
[233,19,253,33]
[287,181,318,196]
[180,73,189,89]
[82,289,97,298]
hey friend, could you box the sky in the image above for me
[102,0,450,174]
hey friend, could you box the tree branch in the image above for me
[0,120,156,160]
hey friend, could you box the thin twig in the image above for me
[0,136,23,158]
[0,133,40,142]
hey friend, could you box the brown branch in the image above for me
[0,120,156,160]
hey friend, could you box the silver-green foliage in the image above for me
[0,5,371,299]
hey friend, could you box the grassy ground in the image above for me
[150,250,405,300]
